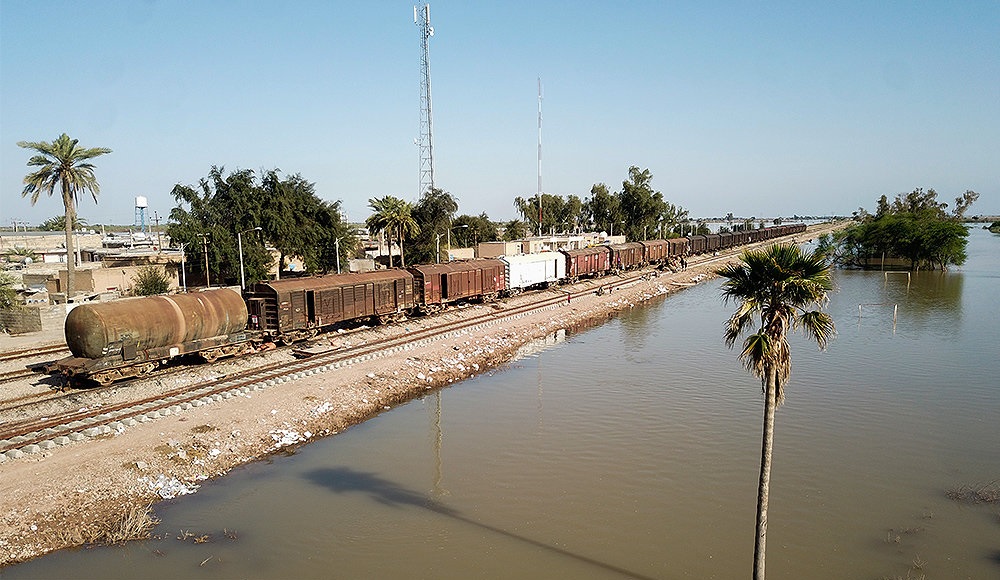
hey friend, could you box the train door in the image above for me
[306,290,317,326]
[290,290,307,330]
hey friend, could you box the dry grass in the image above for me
[102,502,160,545]
[946,480,1000,504]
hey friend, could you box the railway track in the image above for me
[0,225,840,460]
[0,281,588,458]
[0,344,68,363]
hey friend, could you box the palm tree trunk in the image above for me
[754,369,777,580]
[63,188,76,298]
[399,225,406,268]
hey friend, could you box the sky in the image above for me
[1,0,998,229]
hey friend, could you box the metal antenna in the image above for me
[537,77,543,236]
[415,4,435,196]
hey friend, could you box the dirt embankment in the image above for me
[0,223,845,566]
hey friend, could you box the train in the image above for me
[50,223,807,385]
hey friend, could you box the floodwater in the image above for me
[7,228,999,579]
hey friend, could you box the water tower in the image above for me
[134,196,148,233]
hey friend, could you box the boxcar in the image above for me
[705,233,721,253]
[667,237,689,257]
[639,240,669,265]
[560,247,610,282]
[718,232,734,250]
[687,234,707,255]
[501,252,565,294]
[245,270,415,341]
[609,242,645,271]
[408,259,506,314]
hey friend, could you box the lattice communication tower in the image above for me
[415,3,435,196]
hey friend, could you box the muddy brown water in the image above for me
[6,228,1000,579]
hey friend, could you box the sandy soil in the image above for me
[0,224,843,566]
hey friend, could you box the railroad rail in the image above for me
[0,280,591,458]
[0,344,68,363]
[0,225,838,460]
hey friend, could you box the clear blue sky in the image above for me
[2,0,998,228]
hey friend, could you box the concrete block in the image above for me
[53,436,70,446]
[82,427,101,437]
[4,449,25,460]
[38,440,56,450]
[68,432,85,441]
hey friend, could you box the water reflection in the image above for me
[304,467,661,580]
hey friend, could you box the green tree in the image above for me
[0,271,19,311]
[132,265,170,296]
[832,188,976,270]
[501,219,528,241]
[583,183,620,235]
[17,134,111,297]
[409,187,459,265]
[452,213,498,248]
[39,215,88,231]
[366,196,419,267]
[618,166,664,241]
[716,244,835,580]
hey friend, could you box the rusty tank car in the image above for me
[51,288,252,385]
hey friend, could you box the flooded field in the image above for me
[7,228,999,579]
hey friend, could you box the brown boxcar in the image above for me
[609,242,645,271]
[560,246,610,281]
[639,239,669,264]
[245,270,415,341]
[408,259,505,313]
[705,233,721,253]
[667,237,689,257]
[718,232,734,250]
[688,234,707,255]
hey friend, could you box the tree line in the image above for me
[14,132,715,291]
[824,188,979,270]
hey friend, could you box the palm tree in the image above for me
[392,201,420,267]
[366,196,420,268]
[716,243,835,580]
[367,196,400,267]
[18,134,112,297]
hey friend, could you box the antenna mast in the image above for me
[537,77,543,236]
[415,4,435,196]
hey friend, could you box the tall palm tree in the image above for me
[366,196,420,268]
[716,243,835,580]
[18,134,112,297]
[392,200,420,267]
[367,196,400,267]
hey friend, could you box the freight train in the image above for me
[50,224,807,384]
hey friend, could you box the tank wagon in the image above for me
[245,270,415,342]
[51,288,251,385]
[407,259,505,314]
[501,252,565,295]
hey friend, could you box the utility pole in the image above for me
[153,211,162,252]
[415,3,435,196]
[197,233,211,288]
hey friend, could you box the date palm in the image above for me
[716,243,835,580]
[366,196,420,268]
[18,134,111,297]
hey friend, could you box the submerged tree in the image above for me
[716,244,835,580]
[18,134,111,297]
